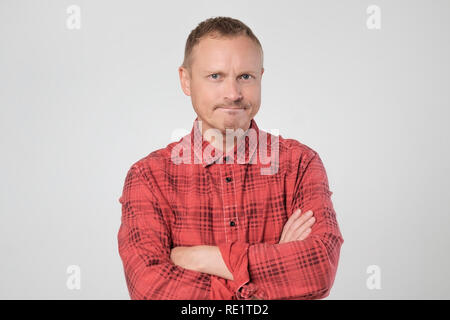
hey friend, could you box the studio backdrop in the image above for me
[0,0,449,299]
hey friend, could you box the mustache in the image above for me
[214,101,251,109]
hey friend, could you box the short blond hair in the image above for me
[181,16,263,71]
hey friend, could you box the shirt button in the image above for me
[230,220,236,227]
[226,177,232,182]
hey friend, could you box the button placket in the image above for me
[219,166,238,242]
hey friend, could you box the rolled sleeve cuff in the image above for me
[217,241,258,299]
[210,276,234,300]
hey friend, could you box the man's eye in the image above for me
[209,74,253,80]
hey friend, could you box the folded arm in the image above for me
[190,151,344,300]
[118,165,234,300]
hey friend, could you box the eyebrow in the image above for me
[203,70,258,75]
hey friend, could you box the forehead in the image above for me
[191,35,262,71]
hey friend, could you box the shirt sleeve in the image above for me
[217,151,344,300]
[118,164,235,300]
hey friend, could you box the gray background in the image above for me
[1,0,449,299]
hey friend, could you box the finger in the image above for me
[291,216,316,240]
[290,211,314,233]
[297,228,312,241]
[283,210,313,242]
[284,209,301,230]
[280,209,301,242]
[283,209,310,236]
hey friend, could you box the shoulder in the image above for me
[277,135,319,169]
[126,142,177,180]
[278,136,331,194]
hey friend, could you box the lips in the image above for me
[218,106,246,109]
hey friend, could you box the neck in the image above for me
[200,120,252,154]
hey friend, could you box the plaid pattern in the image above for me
[118,117,344,300]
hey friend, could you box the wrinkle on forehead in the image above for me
[190,35,263,74]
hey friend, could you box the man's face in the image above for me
[179,35,264,136]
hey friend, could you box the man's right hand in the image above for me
[278,209,315,244]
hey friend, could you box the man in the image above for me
[118,16,344,300]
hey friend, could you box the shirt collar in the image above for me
[189,116,260,167]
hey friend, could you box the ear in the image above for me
[178,66,191,96]
[261,67,264,77]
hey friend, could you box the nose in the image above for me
[224,78,243,102]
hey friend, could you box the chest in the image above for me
[166,164,290,247]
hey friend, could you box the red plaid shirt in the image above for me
[118,117,344,300]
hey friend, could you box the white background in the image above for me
[0,0,449,299]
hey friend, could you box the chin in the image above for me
[222,118,249,130]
